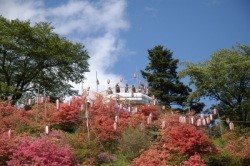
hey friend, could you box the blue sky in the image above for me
[118,0,250,75]
[0,0,249,107]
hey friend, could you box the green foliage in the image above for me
[180,44,250,122]
[15,123,41,136]
[0,16,89,103]
[101,154,130,166]
[207,125,223,138]
[141,45,191,107]
[118,127,151,160]
[24,105,32,110]
[61,133,101,165]
[0,99,249,166]
[168,153,188,166]
[213,138,227,149]
[234,125,250,137]
[96,152,117,165]
[204,152,245,166]
[209,129,250,166]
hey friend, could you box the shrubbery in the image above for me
[119,127,151,160]
[7,138,74,166]
[183,154,206,166]
[0,99,249,165]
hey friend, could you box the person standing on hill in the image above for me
[132,85,136,93]
[125,84,129,93]
[115,83,120,93]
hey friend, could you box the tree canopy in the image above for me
[0,16,89,103]
[141,45,191,107]
[180,44,250,122]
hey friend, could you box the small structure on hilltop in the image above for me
[102,85,155,106]
[82,85,155,106]
[105,92,153,105]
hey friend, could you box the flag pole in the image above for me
[136,66,139,88]
[96,71,98,93]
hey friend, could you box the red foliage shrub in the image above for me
[161,112,180,125]
[89,99,124,142]
[50,99,83,132]
[91,114,121,142]
[224,132,250,159]
[163,124,217,155]
[87,98,164,143]
[131,146,169,166]
[126,113,146,128]
[0,101,37,134]
[70,97,84,108]
[0,101,17,133]
[137,105,160,119]
[0,133,18,165]
[0,101,16,116]
[183,154,206,166]
[7,138,74,166]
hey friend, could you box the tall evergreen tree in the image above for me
[141,45,190,107]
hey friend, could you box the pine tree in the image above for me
[141,45,190,107]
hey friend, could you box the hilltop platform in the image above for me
[104,92,153,105]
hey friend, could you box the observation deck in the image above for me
[83,86,155,105]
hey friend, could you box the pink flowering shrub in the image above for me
[131,146,169,166]
[7,138,75,166]
[0,133,18,165]
[184,154,206,166]
[137,105,160,120]
[163,124,217,155]
[89,98,131,143]
[50,102,82,132]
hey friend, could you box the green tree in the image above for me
[180,44,250,122]
[141,45,191,107]
[0,16,89,104]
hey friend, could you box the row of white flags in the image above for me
[26,96,235,131]
[179,114,234,130]
[6,112,235,138]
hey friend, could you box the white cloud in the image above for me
[0,0,129,95]
[77,33,125,93]
[47,0,129,35]
[0,0,46,22]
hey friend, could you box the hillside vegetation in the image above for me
[0,97,249,166]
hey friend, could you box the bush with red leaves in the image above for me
[137,105,160,119]
[183,154,206,166]
[126,113,146,128]
[89,99,127,143]
[163,124,217,155]
[131,146,169,166]
[0,101,18,133]
[223,131,250,160]
[0,101,38,135]
[7,138,74,166]
[0,133,18,165]
[131,120,217,165]
[51,103,82,132]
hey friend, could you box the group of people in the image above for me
[107,84,144,94]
